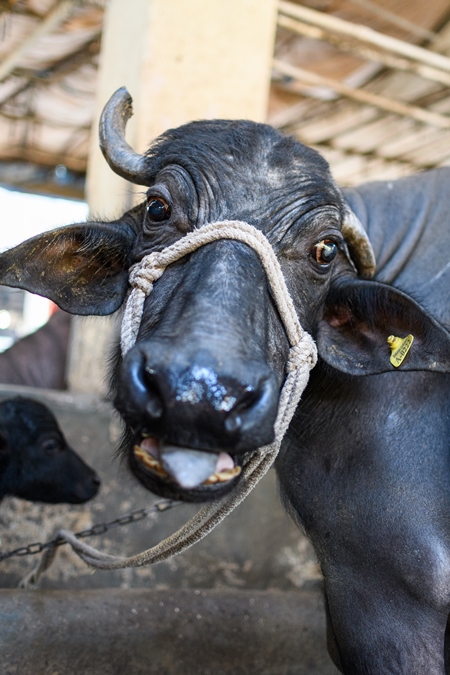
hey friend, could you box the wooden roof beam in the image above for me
[0,146,86,172]
[345,0,438,43]
[273,58,450,129]
[0,109,91,129]
[277,15,450,88]
[18,36,101,84]
[0,0,76,83]
[278,1,450,74]
[0,2,40,19]
[0,36,100,109]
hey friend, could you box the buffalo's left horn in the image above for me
[99,87,148,184]
[342,206,376,278]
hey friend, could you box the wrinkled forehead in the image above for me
[144,119,342,205]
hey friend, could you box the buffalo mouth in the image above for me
[130,434,243,503]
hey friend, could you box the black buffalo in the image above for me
[0,397,100,504]
[0,88,449,673]
[0,310,71,389]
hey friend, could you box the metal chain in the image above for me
[0,499,180,562]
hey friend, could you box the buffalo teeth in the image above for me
[133,445,241,485]
[203,466,242,484]
[134,446,168,478]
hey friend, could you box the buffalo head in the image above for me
[0,88,448,503]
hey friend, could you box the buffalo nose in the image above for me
[92,473,101,490]
[121,347,280,450]
[75,471,101,503]
[86,472,101,496]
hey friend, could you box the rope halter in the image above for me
[121,220,315,358]
[22,220,318,584]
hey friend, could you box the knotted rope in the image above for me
[21,220,317,586]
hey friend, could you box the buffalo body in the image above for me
[0,93,448,673]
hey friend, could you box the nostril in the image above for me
[144,368,164,419]
[225,387,258,434]
[224,414,241,434]
[128,356,150,402]
[78,473,101,501]
[145,397,163,419]
[125,354,164,421]
[225,376,278,439]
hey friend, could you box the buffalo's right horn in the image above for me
[342,206,376,278]
[99,87,148,184]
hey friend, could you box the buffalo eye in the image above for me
[313,239,338,266]
[40,437,63,455]
[146,197,171,222]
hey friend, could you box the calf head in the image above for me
[0,398,100,504]
[0,88,449,503]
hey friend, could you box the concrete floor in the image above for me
[0,588,338,675]
[0,384,339,674]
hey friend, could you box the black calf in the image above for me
[0,397,100,504]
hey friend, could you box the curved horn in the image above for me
[99,87,148,184]
[342,206,376,278]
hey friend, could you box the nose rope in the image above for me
[121,220,310,356]
[21,220,317,585]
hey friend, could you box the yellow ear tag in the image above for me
[387,334,414,368]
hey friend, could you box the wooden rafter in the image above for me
[0,0,76,82]
[272,1,450,179]
[17,36,101,84]
[273,59,450,129]
[0,145,86,171]
[345,0,438,43]
[278,1,450,73]
[0,36,101,108]
[0,0,449,191]
[277,14,450,88]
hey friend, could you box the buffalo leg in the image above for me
[323,573,448,675]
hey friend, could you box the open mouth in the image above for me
[133,435,242,489]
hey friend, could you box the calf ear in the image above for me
[317,277,450,374]
[0,223,133,315]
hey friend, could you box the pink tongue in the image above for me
[141,438,234,473]
[141,437,160,459]
[140,438,235,487]
[216,452,234,472]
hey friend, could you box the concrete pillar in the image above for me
[67,0,278,394]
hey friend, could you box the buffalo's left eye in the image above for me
[313,240,338,266]
[147,197,171,222]
[41,438,63,455]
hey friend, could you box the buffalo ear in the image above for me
[317,277,450,375]
[0,224,134,315]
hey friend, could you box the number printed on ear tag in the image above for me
[387,334,414,368]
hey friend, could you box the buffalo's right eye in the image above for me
[146,197,171,222]
[313,239,338,266]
